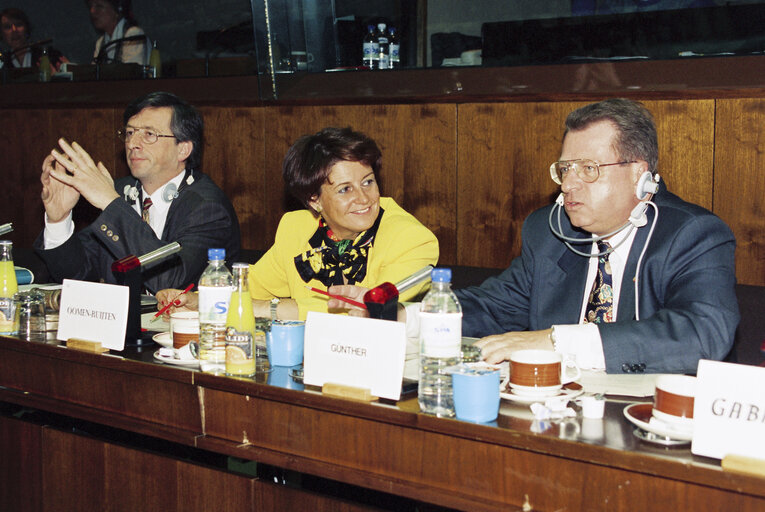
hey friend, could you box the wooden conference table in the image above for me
[0,334,763,511]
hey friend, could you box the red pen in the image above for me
[305,286,367,309]
[153,283,194,319]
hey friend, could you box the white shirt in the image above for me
[44,170,186,249]
[553,226,637,370]
[403,224,639,371]
[93,18,148,65]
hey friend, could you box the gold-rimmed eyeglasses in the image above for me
[117,127,176,145]
[550,159,637,185]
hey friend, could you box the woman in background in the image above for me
[0,8,67,72]
[87,0,149,65]
[158,127,439,320]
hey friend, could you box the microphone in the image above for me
[111,241,182,273]
[0,223,12,236]
[363,265,433,320]
[629,203,648,227]
[6,39,53,58]
[95,34,148,63]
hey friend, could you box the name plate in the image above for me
[691,360,765,460]
[303,311,406,401]
[57,279,129,351]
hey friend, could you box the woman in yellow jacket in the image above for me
[159,127,438,321]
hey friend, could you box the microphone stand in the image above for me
[94,34,148,77]
[111,242,181,345]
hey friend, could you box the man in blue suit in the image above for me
[34,91,240,294]
[465,98,738,374]
[328,99,738,374]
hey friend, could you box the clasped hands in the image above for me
[41,138,119,222]
[326,285,554,363]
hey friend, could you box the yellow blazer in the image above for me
[249,197,439,319]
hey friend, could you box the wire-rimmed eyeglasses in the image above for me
[549,159,637,185]
[117,127,176,145]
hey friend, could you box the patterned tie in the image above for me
[585,241,613,323]
[142,197,153,224]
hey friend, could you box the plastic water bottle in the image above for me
[198,248,233,370]
[418,267,462,417]
[362,25,378,68]
[388,27,400,69]
[376,23,390,70]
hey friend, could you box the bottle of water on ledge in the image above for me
[418,267,462,417]
[198,248,233,371]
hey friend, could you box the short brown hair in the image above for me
[283,127,382,208]
[565,98,658,175]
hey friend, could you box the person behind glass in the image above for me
[87,0,149,65]
[328,99,739,374]
[34,91,241,294]
[0,8,68,72]
[158,126,439,321]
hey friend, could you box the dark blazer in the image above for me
[35,170,241,294]
[457,182,739,374]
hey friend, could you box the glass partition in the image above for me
[2,0,764,99]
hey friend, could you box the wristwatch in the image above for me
[270,297,280,322]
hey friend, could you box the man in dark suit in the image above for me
[463,98,738,374]
[327,99,738,374]
[34,91,240,294]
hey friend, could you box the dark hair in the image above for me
[123,91,204,170]
[1,8,32,35]
[283,127,382,208]
[85,0,134,23]
[564,98,658,175]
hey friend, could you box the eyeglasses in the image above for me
[549,159,636,185]
[117,128,176,145]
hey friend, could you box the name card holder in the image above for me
[722,454,765,479]
[692,360,765,461]
[66,338,109,354]
[322,382,377,402]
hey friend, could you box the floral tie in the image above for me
[142,197,153,224]
[584,241,613,323]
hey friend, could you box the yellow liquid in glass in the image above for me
[225,290,256,376]
[0,260,19,333]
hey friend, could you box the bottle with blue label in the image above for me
[362,25,378,68]
[376,23,390,69]
[418,267,462,417]
[388,27,400,68]
[198,248,233,369]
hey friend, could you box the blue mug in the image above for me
[452,367,501,423]
[266,320,305,367]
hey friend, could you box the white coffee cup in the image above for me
[509,349,581,397]
[652,375,696,427]
[170,311,199,349]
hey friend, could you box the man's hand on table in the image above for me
[473,328,554,364]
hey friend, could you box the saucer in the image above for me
[508,384,562,397]
[152,332,172,348]
[153,349,199,368]
[500,382,583,404]
[623,403,692,443]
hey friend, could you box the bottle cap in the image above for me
[431,267,452,283]
[232,262,248,270]
[208,248,225,260]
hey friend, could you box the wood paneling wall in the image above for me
[0,99,761,285]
